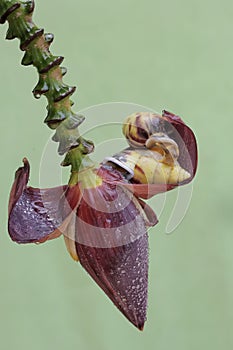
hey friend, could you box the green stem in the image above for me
[62,144,96,186]
[0,0,94,182]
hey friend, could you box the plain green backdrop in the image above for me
[0,0,232,349]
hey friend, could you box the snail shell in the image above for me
[107,148,190,186]
[123,112,175,148]
[123,112,182,166]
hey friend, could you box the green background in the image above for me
[0,0,232,348]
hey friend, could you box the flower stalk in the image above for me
[0,0,93,182]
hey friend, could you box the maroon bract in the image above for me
[162,110,197,180]
[8,158,79,244]
[74,166,157,330]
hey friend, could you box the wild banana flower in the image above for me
[8,110,197,330]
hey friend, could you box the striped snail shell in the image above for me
[123,112,174,148]
[123,112,181,166]
[106,148,190,186]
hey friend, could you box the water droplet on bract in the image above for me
[104,218,112,228]
[32,201,48,215]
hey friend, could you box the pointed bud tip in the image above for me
[138,323,145,331]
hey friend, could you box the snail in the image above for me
[104,111,192,187]
[123,111,175,148]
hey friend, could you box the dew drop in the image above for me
[34,92,41,99]
[32,201,48,214]
[104,218,112,228]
